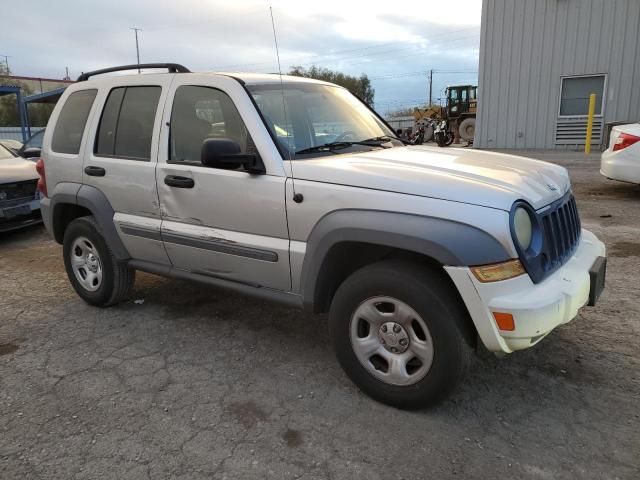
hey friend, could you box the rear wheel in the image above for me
[329,260,472,409]
[63,216,135,307]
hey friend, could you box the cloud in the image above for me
[1,0,481,110]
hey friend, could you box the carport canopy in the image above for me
[21,87,67,140]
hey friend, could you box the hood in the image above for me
[291,145,570,210]
[0,157,38,184]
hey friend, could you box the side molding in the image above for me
[299,209,512,310]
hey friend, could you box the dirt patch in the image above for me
[0,343,19,356]
[609,241,640,258]
[282,429,303,447]
[577,184,640,200]
[228,401,267,429]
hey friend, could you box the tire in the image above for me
[445,132,455,146]
[435,133,447,147]
[63,216,135,307]
[328,260,473,409]
[458,117,476,142]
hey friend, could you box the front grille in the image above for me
[0,180,38,204]
[540,193,581,272]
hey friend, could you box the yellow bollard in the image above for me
[585,93,596,154]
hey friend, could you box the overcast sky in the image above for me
[2,0,481,112]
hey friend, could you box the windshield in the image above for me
[247,83,401,159]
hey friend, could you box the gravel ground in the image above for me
[1,151,638,479]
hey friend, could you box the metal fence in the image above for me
[385,116,415,131]
[0,127,44,142]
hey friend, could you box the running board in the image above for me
[128,259,303,309]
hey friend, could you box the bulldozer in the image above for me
[412,84,477,144]
[444,84,477,143]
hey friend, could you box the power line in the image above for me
[370,69,478,80]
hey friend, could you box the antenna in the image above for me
[130,27,142,73]
[269,6,302,203]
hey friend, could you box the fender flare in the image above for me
[299,209,511,310]
[49,183,130,260]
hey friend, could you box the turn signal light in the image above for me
[471,259,526,283]
[493,312,515,331]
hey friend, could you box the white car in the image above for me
[0,144,42,232]
[601,123,640,184]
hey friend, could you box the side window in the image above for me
[95,86,161,161]
[559,75,605,116]
[170,85,251,163]
[51,89,97,154]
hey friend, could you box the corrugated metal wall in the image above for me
[475,0,640,149]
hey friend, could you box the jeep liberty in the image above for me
[38,64,607,409]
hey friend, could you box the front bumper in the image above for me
[445,229,606,353]
[0,197,42,233]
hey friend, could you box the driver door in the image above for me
[156,75,291,291]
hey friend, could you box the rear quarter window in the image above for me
[51,89,97,154]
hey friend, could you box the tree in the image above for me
[288,65,375,106]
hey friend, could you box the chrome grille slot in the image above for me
[0,180,38,203]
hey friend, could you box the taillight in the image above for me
[613,132,640,152]
[35,158,48,197]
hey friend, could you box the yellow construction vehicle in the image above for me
[412,85,477,144]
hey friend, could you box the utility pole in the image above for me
[130,27,142,73]
[428,69,433,107]
[0,54,11,73]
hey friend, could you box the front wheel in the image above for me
[329,260,473,409]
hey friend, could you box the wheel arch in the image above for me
[299,209,511,317]
[49,183,130,260]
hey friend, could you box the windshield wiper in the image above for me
[294,136,393,155]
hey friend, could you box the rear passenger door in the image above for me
[82,76,172,265]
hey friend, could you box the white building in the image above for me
[475,0,640,149]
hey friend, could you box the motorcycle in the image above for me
[433,120,454,147]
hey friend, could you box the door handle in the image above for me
[164,175,194,188]
[84,166,106,177]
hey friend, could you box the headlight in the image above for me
[513,206,533,250]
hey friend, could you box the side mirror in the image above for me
[21,147,41,159]
[200,138,264,174]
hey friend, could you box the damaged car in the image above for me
[0,144,42,233]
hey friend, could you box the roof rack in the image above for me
[77,63,190,82]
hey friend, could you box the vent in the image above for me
[555,117,603,145]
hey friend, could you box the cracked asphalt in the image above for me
[1,151,639,479]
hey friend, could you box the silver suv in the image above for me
[38,64,606,409]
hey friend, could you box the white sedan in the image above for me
[601,123,640,184]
